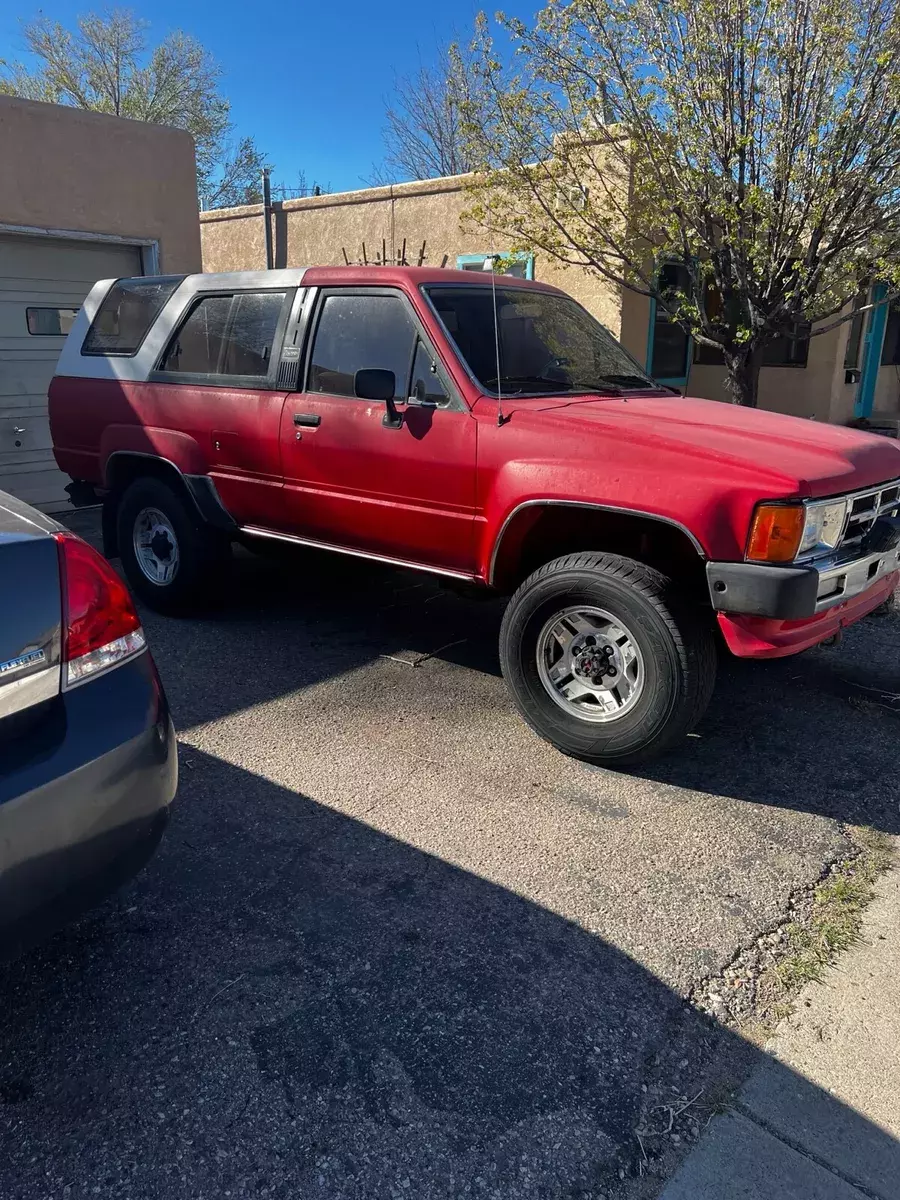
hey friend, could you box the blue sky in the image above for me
[0,1,535,194]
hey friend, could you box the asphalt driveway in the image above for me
[2,516,899,1198]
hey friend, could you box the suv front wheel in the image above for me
[500,552,716,767]
[116,476,231,614]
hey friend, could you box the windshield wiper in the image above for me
[592,373,672,391]
[484,375,625,395]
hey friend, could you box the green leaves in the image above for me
[461,0,900,403]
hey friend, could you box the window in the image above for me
[880,300,900,366]
[26,307,78,336]
[649,263,691,381]
[426,285,655,395]
[158,291,286,378]
[410,340,449,405]
[308,293,416,401]
[223,292,285,375]
[160,294,231,375]
[695,330,810,367]
[82,276,181,356]
[844,290,867,369]
[456,253,535,280]
[762,325,810,367]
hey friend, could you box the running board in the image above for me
[239,525,479,583]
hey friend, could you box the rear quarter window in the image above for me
[82,277,182,357]
[157,290,287,381]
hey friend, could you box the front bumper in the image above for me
[707,544,900,620]
[0,652,177,957]
[707,546,900,659]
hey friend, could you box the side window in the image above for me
[159,295,232,375]
[223,292,285,375]
[410,340,450,405]
[158,291,286,378]
[308,293,415,401]
[82,276,181,356]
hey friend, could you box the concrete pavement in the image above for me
[660,864,900,1199]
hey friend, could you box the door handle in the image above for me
[293,413,321,427]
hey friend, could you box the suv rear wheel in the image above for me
[116,476,231,614]
[500,552,716,767]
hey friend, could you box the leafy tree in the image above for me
[460,0,900,405]
[0,8,269,210]
[370,43,477,184]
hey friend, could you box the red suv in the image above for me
[49,266,900,766]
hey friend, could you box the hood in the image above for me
[515,392,900,498]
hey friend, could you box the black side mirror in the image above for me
[355,368,402,427]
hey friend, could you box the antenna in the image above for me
[483,255,510,426]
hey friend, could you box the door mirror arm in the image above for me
[382,394,403,429]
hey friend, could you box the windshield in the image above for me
[424,284,657,396]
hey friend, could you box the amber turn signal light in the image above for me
[746,504,805,563]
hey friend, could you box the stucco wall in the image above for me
[0,95,201,272]
[200,176,623,335]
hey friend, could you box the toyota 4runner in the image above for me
[49,266,900,766]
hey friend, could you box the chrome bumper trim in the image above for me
[814,546,900,612]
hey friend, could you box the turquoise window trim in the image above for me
[645,290,693,387]
[855,283,889,419]
[456,252,535,280]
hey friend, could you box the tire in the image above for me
[499,552,716,767]
[115,476,231,614]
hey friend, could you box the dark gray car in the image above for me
[0,491,176,957]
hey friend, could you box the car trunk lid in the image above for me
[0,499,62,724]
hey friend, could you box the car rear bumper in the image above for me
[0,651,177,958]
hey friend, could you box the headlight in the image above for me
[747,498,847,562]
[799,499,847,556]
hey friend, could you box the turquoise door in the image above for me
[855,283,888,418]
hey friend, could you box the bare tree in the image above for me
[0,8,270,210]
[461,0,900,405]
[370,44,476,184]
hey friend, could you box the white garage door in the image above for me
[0,234,143,510]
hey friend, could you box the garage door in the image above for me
[0,234,143,510]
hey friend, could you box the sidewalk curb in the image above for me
[659,858,900,1199]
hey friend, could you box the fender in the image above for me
[99,425,209,483]
[485,498,707,586]
[100,447,236,558]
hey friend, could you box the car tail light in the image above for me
[53,532,146,686]
[746,503,805,563]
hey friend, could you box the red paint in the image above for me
[49,265,900,659]
[717,570,898,658]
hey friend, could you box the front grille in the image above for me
[839,480,900,554]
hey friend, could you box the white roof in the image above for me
[55,269,309,382]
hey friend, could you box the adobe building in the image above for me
[0,95,201,509]
[200,172,900,432]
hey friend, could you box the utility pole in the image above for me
[262,168,274,270]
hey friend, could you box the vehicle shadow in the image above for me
[637,612,900,836]
[0,748,897,1199]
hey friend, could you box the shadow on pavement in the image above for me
[130,535,900,837]
[0,748,896,1198]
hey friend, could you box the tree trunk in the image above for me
[723,346,764,407]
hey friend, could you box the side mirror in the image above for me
[354,368,402,428]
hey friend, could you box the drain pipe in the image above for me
[262,168,274,270]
